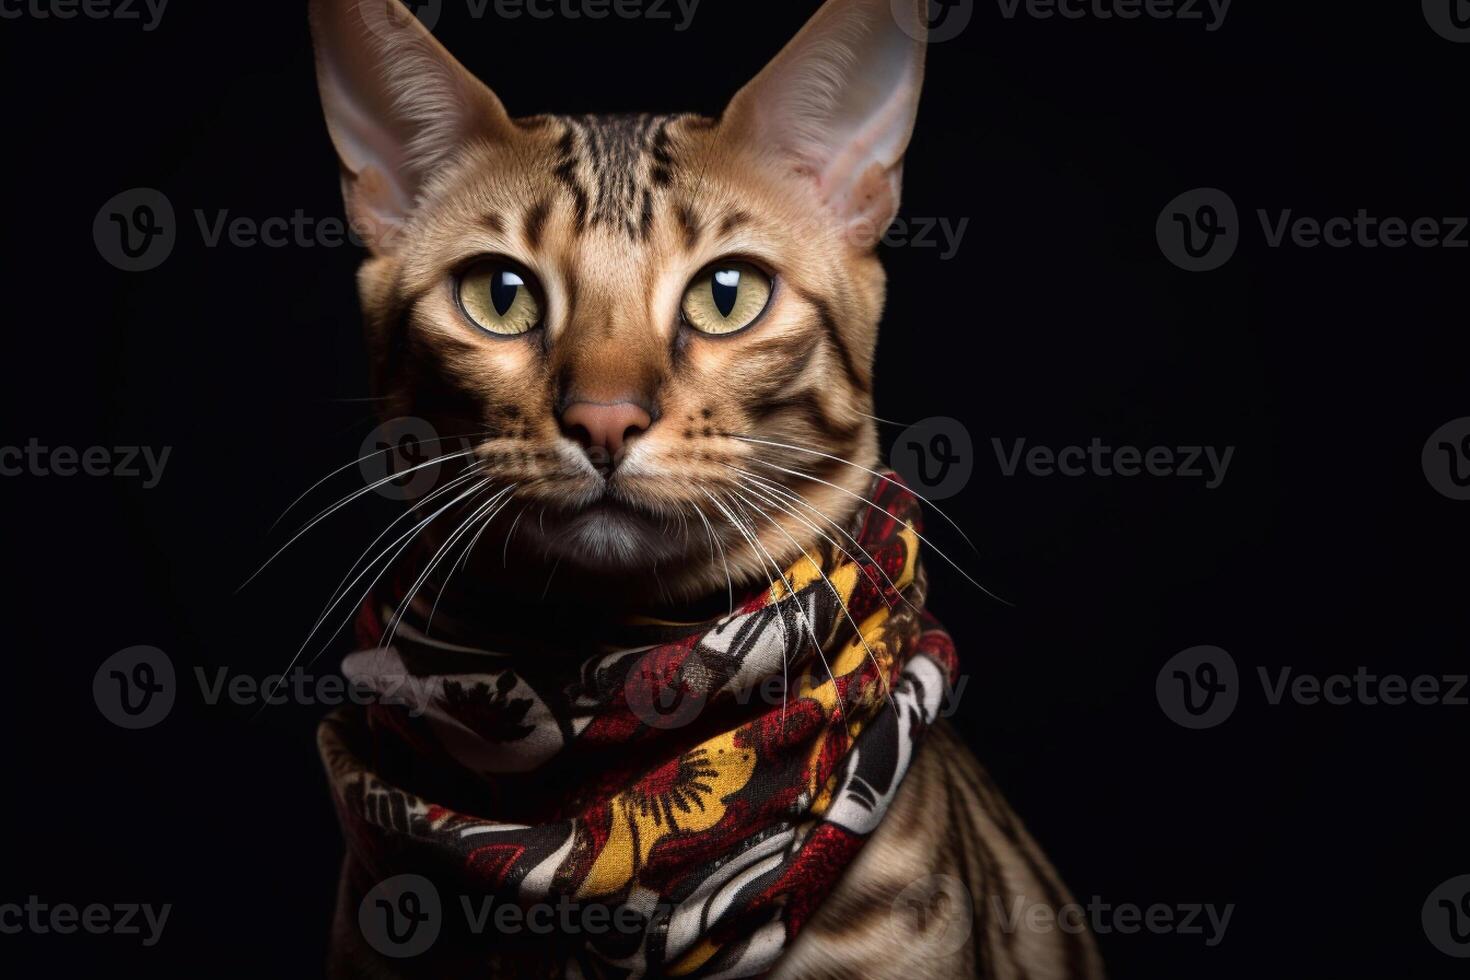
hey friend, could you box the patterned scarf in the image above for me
[319,475,958,978]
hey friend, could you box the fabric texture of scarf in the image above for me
[319,474,959,978]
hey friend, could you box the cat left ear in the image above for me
[309,0,515,253]
[721,0,928,244]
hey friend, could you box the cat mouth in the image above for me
[508,456,707,572]
[544,496,686,570]
[579,496,648,520]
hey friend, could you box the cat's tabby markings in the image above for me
[307,0,1104,975]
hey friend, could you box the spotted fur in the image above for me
[309,0,1102,975]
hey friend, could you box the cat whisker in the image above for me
[459,488,520,576]
[700,487,792,724]
[258,468,486,716]
[260,476,495,712]
[752,457,1012,607]
[713,488,842,731]
[652,561,673,608]
[727,486,886,726]
[540,555,564,601]
[724,489,851,735]
[727,466,920,619]
[677,507,692,550]
[308,485,491,671]
[691,500,735,618]
[266,432,496,533]
[300,467,488,647]
[426,484,520,633]
[725,433,982,557]
[855,409,915,428]
[383,482,515,649]
[241,446,483,592]
[503,503,533,568]
[344,478,498,655]
[728,482,909,713]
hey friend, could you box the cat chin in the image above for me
[534,502,689,574]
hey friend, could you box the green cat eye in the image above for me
[457,259,543,337]
[681,261,773,336]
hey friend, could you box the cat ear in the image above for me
[308,0,514,252]
[722,0,928,244]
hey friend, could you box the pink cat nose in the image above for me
[560,401,652,466]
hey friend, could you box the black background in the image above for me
[0,1,1465,976]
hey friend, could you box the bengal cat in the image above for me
[305,0,1104,976]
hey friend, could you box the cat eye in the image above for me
[457,259,544,337]
[681,261,773,336]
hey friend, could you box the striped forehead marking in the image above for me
[551,113,691,241]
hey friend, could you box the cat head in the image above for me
[309,0,929,605]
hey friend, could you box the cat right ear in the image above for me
[308,0,514,253]
[720,0,928,246]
